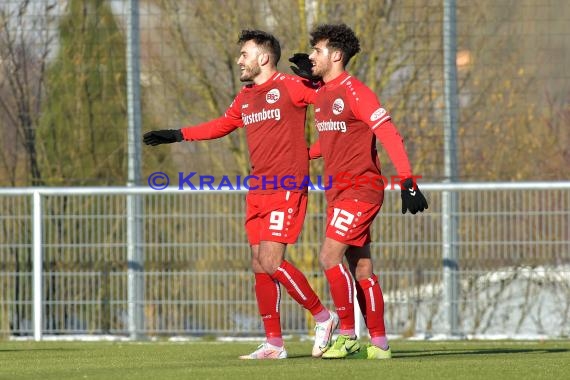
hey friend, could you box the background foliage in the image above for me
[0,0,568,336]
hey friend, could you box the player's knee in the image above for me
[251,256,265,273]
[353,263,373,281]
[319,253,337,270]
[262,260,281,275]
[255,255,279,274]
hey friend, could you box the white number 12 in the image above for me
[330,208,354,232]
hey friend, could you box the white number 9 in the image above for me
[269,211,285,230]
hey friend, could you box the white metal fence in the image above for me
[1,183,569,340]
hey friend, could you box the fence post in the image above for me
[32,191,43,341]
[126,0,144,339]
[442,0,461,336]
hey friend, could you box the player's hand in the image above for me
[289,53,321,81]
[400,178,428,214]
[143,129,183,146]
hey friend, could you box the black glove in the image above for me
[400,178,428,215]
[143,129,183,146]
[288,53,321,81]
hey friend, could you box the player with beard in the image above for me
[291,23,428,359]
[144,30,338,359]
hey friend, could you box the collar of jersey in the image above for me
[246,72,281,91]
[322,71,351,90]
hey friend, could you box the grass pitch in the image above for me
[1,340,569,380]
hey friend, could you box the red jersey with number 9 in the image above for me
[182,72,317,193]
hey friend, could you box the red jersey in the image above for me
[181,72,316,193]
[314,72,412,204]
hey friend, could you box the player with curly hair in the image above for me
[291,23,428,359]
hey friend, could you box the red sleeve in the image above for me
[347,82,412,179]
[373,120,412,178]
[283,74,318,106]
[180,90,244,141]
[180,117,240,141]
[309,139,322,159]
[348,82,392,129]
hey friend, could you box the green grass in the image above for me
[1,340,569,380]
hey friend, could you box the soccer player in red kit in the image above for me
[298,24,428,359]
[143,30,338,359]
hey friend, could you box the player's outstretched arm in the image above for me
[143,115,242,147]
[400,177,428,215]
[143,129,183,146]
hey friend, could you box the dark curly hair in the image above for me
[238,29,281,65]
[310,24,360,66]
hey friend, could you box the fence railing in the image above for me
[1,182,569,340]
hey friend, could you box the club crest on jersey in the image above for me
[266,89,280,104]
[370,107,387,121]
[332,98,345,115]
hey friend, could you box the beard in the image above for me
[240,64,261,82]
[311,62,326,78]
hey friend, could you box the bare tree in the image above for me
[0,0,57,186]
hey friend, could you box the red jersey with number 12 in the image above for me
[314,72,412,204]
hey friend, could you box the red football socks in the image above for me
[271,260,326,318]
[358,274,388,348]
[254,273,283,346]
[325,264,355,336]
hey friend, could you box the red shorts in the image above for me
[325,199,381,247]
[245,191,308,245]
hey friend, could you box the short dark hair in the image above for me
[310,24,360,66]
[237,29,281,64]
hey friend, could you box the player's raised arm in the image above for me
[289,53,322,82]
